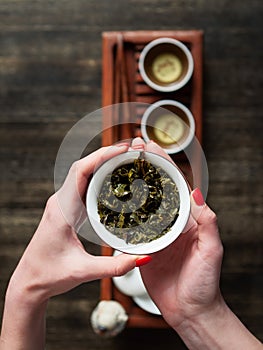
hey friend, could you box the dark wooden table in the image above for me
[0,1,262,349]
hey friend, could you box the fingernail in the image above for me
[135,256,152,267]
[132,137,145,149]
[133,137,143,142]
[112,145,128,151]
[132,145,145,150]
[132,137,144,144]
[115,142,130,148]
[192,188,205,206]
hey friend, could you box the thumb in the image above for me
[80,253,152,281]
[191,188,222,253]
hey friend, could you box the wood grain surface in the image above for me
[0,1,262,349]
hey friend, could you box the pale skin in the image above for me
[141,139,262,350]
[0,138,262,349]
[0,142,146,350]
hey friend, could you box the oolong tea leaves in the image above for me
[97,158,180,244]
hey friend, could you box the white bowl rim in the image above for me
[141,99,196,154]
[139,37,194,92]
[86,151,190,254]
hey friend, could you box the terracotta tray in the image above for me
[100,30,203,328]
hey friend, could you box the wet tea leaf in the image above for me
[97,158,180,244]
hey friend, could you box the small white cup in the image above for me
[139,37,194,92]
[141,99,195,154]
[86,150,190,255]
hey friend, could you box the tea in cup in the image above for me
[139,37,194,92]
[141,99,195,154]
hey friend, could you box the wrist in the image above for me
[174,297,229,350]
[6,267,50,309]
[1,275,48,350]
[5,279,49,317]
[174,298,262,350]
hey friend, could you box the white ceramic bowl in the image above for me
[141,100,195,154]
[86,151,190,254]
[139,37,194,92]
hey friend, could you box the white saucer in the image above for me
[112,250,161,315]
[112,267,146,297]
[113,272,161,315]
[133,294,161,315]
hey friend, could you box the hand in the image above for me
[8,143,150,303]
[1,141,152,350]
[135,139,224,329]
[139,140,262,350]
[140,188,224,329]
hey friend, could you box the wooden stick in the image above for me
[118,33,134,140]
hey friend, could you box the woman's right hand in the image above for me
[140,185,224,330]
[140,140,262,349]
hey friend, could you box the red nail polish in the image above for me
[192,188,205,206]
[115,142,130,147]
[132,144,145,150]
[135,256,152,267]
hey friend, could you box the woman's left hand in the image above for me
[1,141,152,350]
[7,142,148,303]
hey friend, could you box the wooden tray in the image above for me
[100,30,203,328]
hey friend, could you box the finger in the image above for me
[80,254,151,281]
[63,144,129,196]
[131,137,146,150]
[191,188,222,250]
[145,140,174,163]
[56,145,129,230]
[77,144,130,184]
[182,213,197,233]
